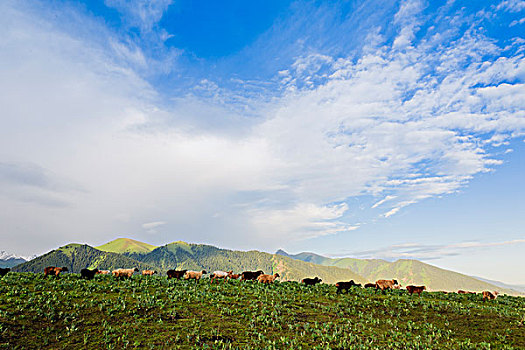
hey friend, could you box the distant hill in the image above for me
[124,241,366,284]
[12,240,365,284]
[96,238,157,254]
[12,244,154,273]
[276,250,521,295]
[11,239,520,295]
[0,257,27,268]
[472,276,525,294]
[0,251,34,268]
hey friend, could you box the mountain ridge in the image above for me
[276,249,521,295]
[10,239,521,295]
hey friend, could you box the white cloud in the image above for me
[142,221,167,230]
[105,0,173,32]
[0,0,524,255]
[142,221,167,234]
[341,239,525,260]
[371,195,397,209]
[495,0,525,13]
[246,203,358,241]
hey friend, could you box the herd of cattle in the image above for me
[0,266,499,301]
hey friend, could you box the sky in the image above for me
[0,0,524,284]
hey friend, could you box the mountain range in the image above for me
[0,251,36,268]
[11,238,523,295]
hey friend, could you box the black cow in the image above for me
[240,270,264,281]
[336,280,361,293]
[301,277,322,286]
[80,268,99,280]
[167,269,187,279]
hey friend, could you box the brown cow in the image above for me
[241,270,264,281]
[142,270,157,276]
[335,280,361,293]
[301,277,322,286]
[96,270,110,275]
[44,266,68,277]
[184,270,207,280]
[229,273,241,280]
[167,269,187,279]
[112,268,139,278]
[210,270,233,284]
[406,285,426,296]
[375,279,398,291]
[257,273,280,284]
[482,291,499,301]
[458,290,476,294]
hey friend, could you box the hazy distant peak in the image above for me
[0,250,35,261]
[275,249,289,257]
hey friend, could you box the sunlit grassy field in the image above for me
[0,273,523,349]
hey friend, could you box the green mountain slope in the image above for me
[130,242,366,284]
[12,244,154,273]
[96,238,157,254]
[277,250,520,295]
[13,239,517,294]
[11,241,365,284]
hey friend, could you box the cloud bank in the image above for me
[0,0,524,255]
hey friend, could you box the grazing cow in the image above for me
[301,277,322,286]
[458,290,476,294]
[406,285,426,296]
[112,268,139,278]
[80,268,99,280]
[142,270,157,276]
[229,273,241,280]
[44,266,68,277]
[257,273,280,284]
[210,270,233,284]
[364,283,378,289]
[96,270,110,275]
[240,270,264,281]
[0,268,10,277]
[375,279,398,291]
[482,291,499,301]
[184,270,207,280]
[167,269,187,279]
[335,280,361,293]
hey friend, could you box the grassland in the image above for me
[0,273,523,349]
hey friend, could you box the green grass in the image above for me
[0,273,523,349]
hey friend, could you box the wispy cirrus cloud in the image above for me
[105,0,173,33]
[335,239,525,261]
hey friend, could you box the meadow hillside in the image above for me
[12,240,365,284]
[12,238,517,293]
[127,241,366,284]
[277,250,521,295]
[0,273,523,349]
[12,244,155,273]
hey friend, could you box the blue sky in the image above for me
[0,0,524,284]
